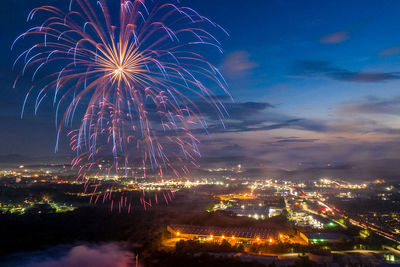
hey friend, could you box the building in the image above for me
[300,232,350,244]
[226,206,269,219]
[167,224,279,244]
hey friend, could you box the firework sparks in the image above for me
[13,0,229,208]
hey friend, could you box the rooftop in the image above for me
[168,224,277,239]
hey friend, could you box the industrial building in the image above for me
[167,224,280,244]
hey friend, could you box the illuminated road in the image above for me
[328,204,400,244]
[278,182,400,245]
[314,199,400,244]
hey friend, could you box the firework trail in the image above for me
[13,0,229,209]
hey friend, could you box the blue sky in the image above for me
[2,0,400,171]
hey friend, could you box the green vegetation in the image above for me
[0,201,75,215]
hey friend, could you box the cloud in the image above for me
[292,60,400,82]
[189,98,329,134]
[277,157,400,181]
[203,117,329,135]
[197,98,330,134]
[275,137,319,143]
[189,95,400,177]
[379,47,400,56]
[6,243,136,267]
[199,100,273,120]
[321,96,400,135]
[220,51,258,79]
[339,96,400,115]
[320,31,349,44]
[220,144,244,151]
[260,118,328,132]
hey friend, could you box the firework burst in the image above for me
[13,0,229,208]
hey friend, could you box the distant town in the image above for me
[1,161,400,266]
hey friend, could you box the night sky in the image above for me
[2,0,400,171]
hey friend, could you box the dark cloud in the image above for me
[195,116,328,134]
[195,99,325,134]
[175,100,276,134]
[220,144,243,151]
[339,96,400,115]
[260,118,328,132]
[292,60,400,82]
[276,138,319,143]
